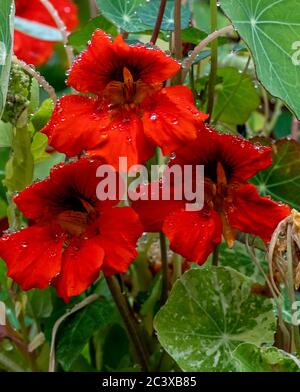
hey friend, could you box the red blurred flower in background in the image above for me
[42,30,207,168]
[0,158,142,302]
[133,127,291,264]
[14,0,78,66]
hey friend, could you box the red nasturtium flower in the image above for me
[41,30,208,168]
[0,158,142,302]
[14,0,79,66]
[133,127,291,264]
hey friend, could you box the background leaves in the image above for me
[221,0,300,119]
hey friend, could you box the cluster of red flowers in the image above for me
[0,28,290,301]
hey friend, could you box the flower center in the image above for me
[103,67,161,110]
[205,162,236,247]
[56,197,98,237]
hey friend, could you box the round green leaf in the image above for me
[252,139,300,209]
[154,267,276,372]
[96,0,148,33]
[233,343,300,372]
[212,67,260,125]
[220,0,300,119]
[138,0,191,31]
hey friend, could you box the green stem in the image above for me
[159,232,169,305]
[150,0,167,45]
[172,0,182,85]
[212,245,219,266]
[206,0,218,120]
[105,276,149,371]
[213,56,251,123]
[172,253,182,283]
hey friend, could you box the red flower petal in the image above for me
[41,95,110,157]
[14,158,108,221]
[132,182,185,232]
[54,238,104,302]
[14,31,54,66]
[16,0,78,30]
[98,207,143,275]
[142,86,207,155]
[88,111,155,168]
[163,208,222,264]
[173,127,272,181]
[226,183,291,242]
[217,134,272,182]
[68,30,180,94]
[0,225,63,290]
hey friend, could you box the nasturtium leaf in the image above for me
[68,16,118,52]
[138,0,191,31]
[252,138,300,209]
[192,0,229,34]
[27,289,53,319]
[154,267,276,372]
[220,0,300,119]
[219,242,267,284]
[14,17,62,42]
[212,67,260,125]
[95,0,148,33]
[56,299,118,371]
[0,0,14,120]
[181,27,207,45]
[233,343,300,372]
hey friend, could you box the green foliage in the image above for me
[96,0,148,33]
[233,343,300,372]
[4,126,34,192]
[221,0,300,119]
[2,63,31,125]
[252,138,300,209]
[56,299,119,371]
[154,267,276,371]
[218,241,267,284]
[0,0,14,120]
[212,67,260,124]
[137,0,191,31]
[69,16,118,52]
[192,0,229,33]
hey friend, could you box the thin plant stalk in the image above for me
[105,275,149,371]
[150,0,167,45]
[160,232,169,305]
[39,0,74,68]
[172,0,183,85]
[286,224,300,354]
[206,0,218,119]
[182,25,234,80]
